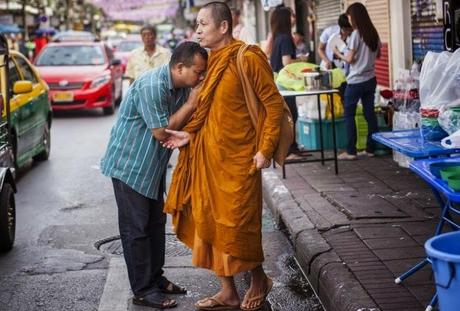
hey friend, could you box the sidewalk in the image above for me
[263,154,439,311]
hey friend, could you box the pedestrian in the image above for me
[231,7,255,44]
[333,2,381,160]
[125,25,171,84]
[100,41,208,309]
[162,2,284,310]
[269,6,301,158]
[293,31,309,59]
[317,14,353,70]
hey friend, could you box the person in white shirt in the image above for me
[125,25,171,84]
[317,14,353,70]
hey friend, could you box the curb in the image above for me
[262,170,380,311]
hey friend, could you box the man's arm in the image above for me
[151,84,201,142]
[318,42,332,68]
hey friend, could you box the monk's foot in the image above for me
[196,290,240,310]
[241,277,273,311]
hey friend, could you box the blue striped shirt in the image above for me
[100,64,189,199]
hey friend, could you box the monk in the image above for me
[163,2,284,310]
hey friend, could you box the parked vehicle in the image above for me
[113,38,142,74]
[35,42,123,115]
[0,35,18,252]
[51,30,96,42]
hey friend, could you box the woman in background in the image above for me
[269,7,301,157]
[334,2,380,160]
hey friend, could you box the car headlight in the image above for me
[90,74,111,89]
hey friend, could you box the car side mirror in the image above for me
[13,81,33,94]
[110,58,122,66]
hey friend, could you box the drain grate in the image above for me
[95,234,191,257]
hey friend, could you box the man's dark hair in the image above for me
[202,1,233,35]
[338,14,352,29]
[170,41,208,67]
[140,24,157,37]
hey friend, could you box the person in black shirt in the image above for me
[269,7,301,156]
[269,7,296,73]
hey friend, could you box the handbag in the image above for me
[236,44,294,166]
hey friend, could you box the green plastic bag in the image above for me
[276,62,347,91]
[276,62,316,91]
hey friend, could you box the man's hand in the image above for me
[161,129,191,149]
[187,82,203,109]
[324,60,332,69]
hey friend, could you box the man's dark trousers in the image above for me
[112,178,166,298]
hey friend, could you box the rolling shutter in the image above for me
[411,0,444,61]
[316,0,342,33]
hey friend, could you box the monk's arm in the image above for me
[245,51,284,160]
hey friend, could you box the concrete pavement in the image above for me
[263,154,440,311]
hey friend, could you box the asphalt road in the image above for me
[0,90,323,311]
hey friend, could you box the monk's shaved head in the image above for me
[202,1,233,35]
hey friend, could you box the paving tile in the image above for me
[324,191,409,219]
[363,236,418,250]
[399,222,437,236]
[373,247,425,261]
[353,225,405,239]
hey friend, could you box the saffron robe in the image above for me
[164,40,284,274]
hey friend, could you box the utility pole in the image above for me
[21,0,27,39]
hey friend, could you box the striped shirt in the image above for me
[100,64,189,199]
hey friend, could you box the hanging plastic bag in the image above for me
[441,129,460,148]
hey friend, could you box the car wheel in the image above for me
[33,122,51,161]
[0,183,15,252]
[103,88,116,115]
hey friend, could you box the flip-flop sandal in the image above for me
[133,295,177,309]
[240,277,274,311]
[160,280,187,294]
[195,297,240,310]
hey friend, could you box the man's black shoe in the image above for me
[133,293,177,309]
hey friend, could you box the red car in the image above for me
[113,39,143,74]
[35,42,123,115]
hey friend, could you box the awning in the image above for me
[88,0,180,22]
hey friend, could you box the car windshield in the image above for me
[117,41,142,52]
[36,45,105,66]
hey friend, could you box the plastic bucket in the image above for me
[425,231,460,311]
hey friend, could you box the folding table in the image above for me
[409,158,460,311]
[373,129,460,311]
[280,89,340,178]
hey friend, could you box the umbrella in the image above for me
[35,27,58,36]
[0,24,23,34]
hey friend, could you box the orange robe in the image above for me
[164,40,284,276]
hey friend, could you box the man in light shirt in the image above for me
[317,14,352,70]
[125,25,171,84]
[231,8,255,44]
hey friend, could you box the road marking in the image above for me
[98,257,130,311]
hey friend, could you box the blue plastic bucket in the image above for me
[425,231,460,311]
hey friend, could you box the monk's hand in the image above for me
[162,129,191,149]
[253,151,271,170]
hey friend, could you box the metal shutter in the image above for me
[316,0,342,33]
[411,0,444,61]
[343,0,391,87]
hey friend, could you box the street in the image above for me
[0,104,323,311]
